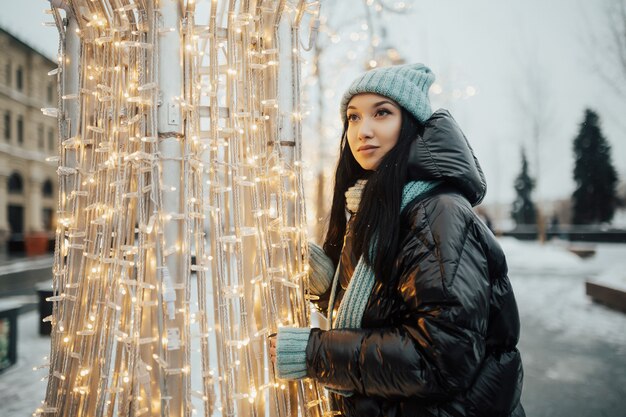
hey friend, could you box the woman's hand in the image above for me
[268,333,277,366]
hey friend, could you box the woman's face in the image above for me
[346,93,402,171]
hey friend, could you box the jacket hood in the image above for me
[407,109,486,206]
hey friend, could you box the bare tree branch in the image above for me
[584,0,626,99]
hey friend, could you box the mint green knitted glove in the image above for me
[275,327,312,380]
[308,242,335,296]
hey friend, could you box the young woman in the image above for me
[270,64,525,417]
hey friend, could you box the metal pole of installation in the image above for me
[60,16,80,209]
[277,8,301,417]
[157,0,187,416]
[62,15,98,417]
[47,12,82,416]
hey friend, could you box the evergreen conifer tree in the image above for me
[572,109,618,224]
[511,147,537,226]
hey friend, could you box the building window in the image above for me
[16,116,24,145]
[43,208,54,231]
[16,66,23,91]
[5,62,11,86]
[47,83,54,104]
[48,128,55,151]
[8,172,23,194]
[38,124,44,149]
[3,111,10,141]
[42,179,54,197]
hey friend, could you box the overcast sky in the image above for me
[409,0,626,205]
[2,0,624,205]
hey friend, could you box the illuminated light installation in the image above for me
[39,0,331,416]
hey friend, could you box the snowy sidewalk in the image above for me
[0,240,625,416]
[0,255,54,277]
[502,238,626,348]
[0,311,51,416]
[501,238,626,416]
[0,254,53,301]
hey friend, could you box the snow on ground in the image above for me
[1,238,625,415]
[0,256,53,277]
[499,237,600,277]
[501,237,626,351]
[0,312,51,417]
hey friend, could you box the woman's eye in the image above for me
[375,109,391,117]
[347,114,359,122]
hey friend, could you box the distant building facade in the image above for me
[0,27,58,253]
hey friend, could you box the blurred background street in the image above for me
[1,239,625,416]
[1,0,625,416]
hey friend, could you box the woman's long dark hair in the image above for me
[323,107,423,280]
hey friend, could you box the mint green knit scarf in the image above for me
[326,180,438,396]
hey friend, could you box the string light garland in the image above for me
[38,1,332,416]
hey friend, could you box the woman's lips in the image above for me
[357,145,379,152]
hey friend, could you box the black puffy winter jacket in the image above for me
[308,110,525,417]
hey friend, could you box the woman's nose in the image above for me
[358,119,374,140]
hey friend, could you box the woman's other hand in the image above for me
[268,333,277,366]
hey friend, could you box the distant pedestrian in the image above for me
[549,214,560,234]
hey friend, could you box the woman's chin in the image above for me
[357,160,380,171]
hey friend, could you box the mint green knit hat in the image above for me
[340,63,435,125]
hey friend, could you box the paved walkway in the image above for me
[518,314,626,417]
[1,243,625,416]
[0,254,53,298]
[0,312,50,417]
